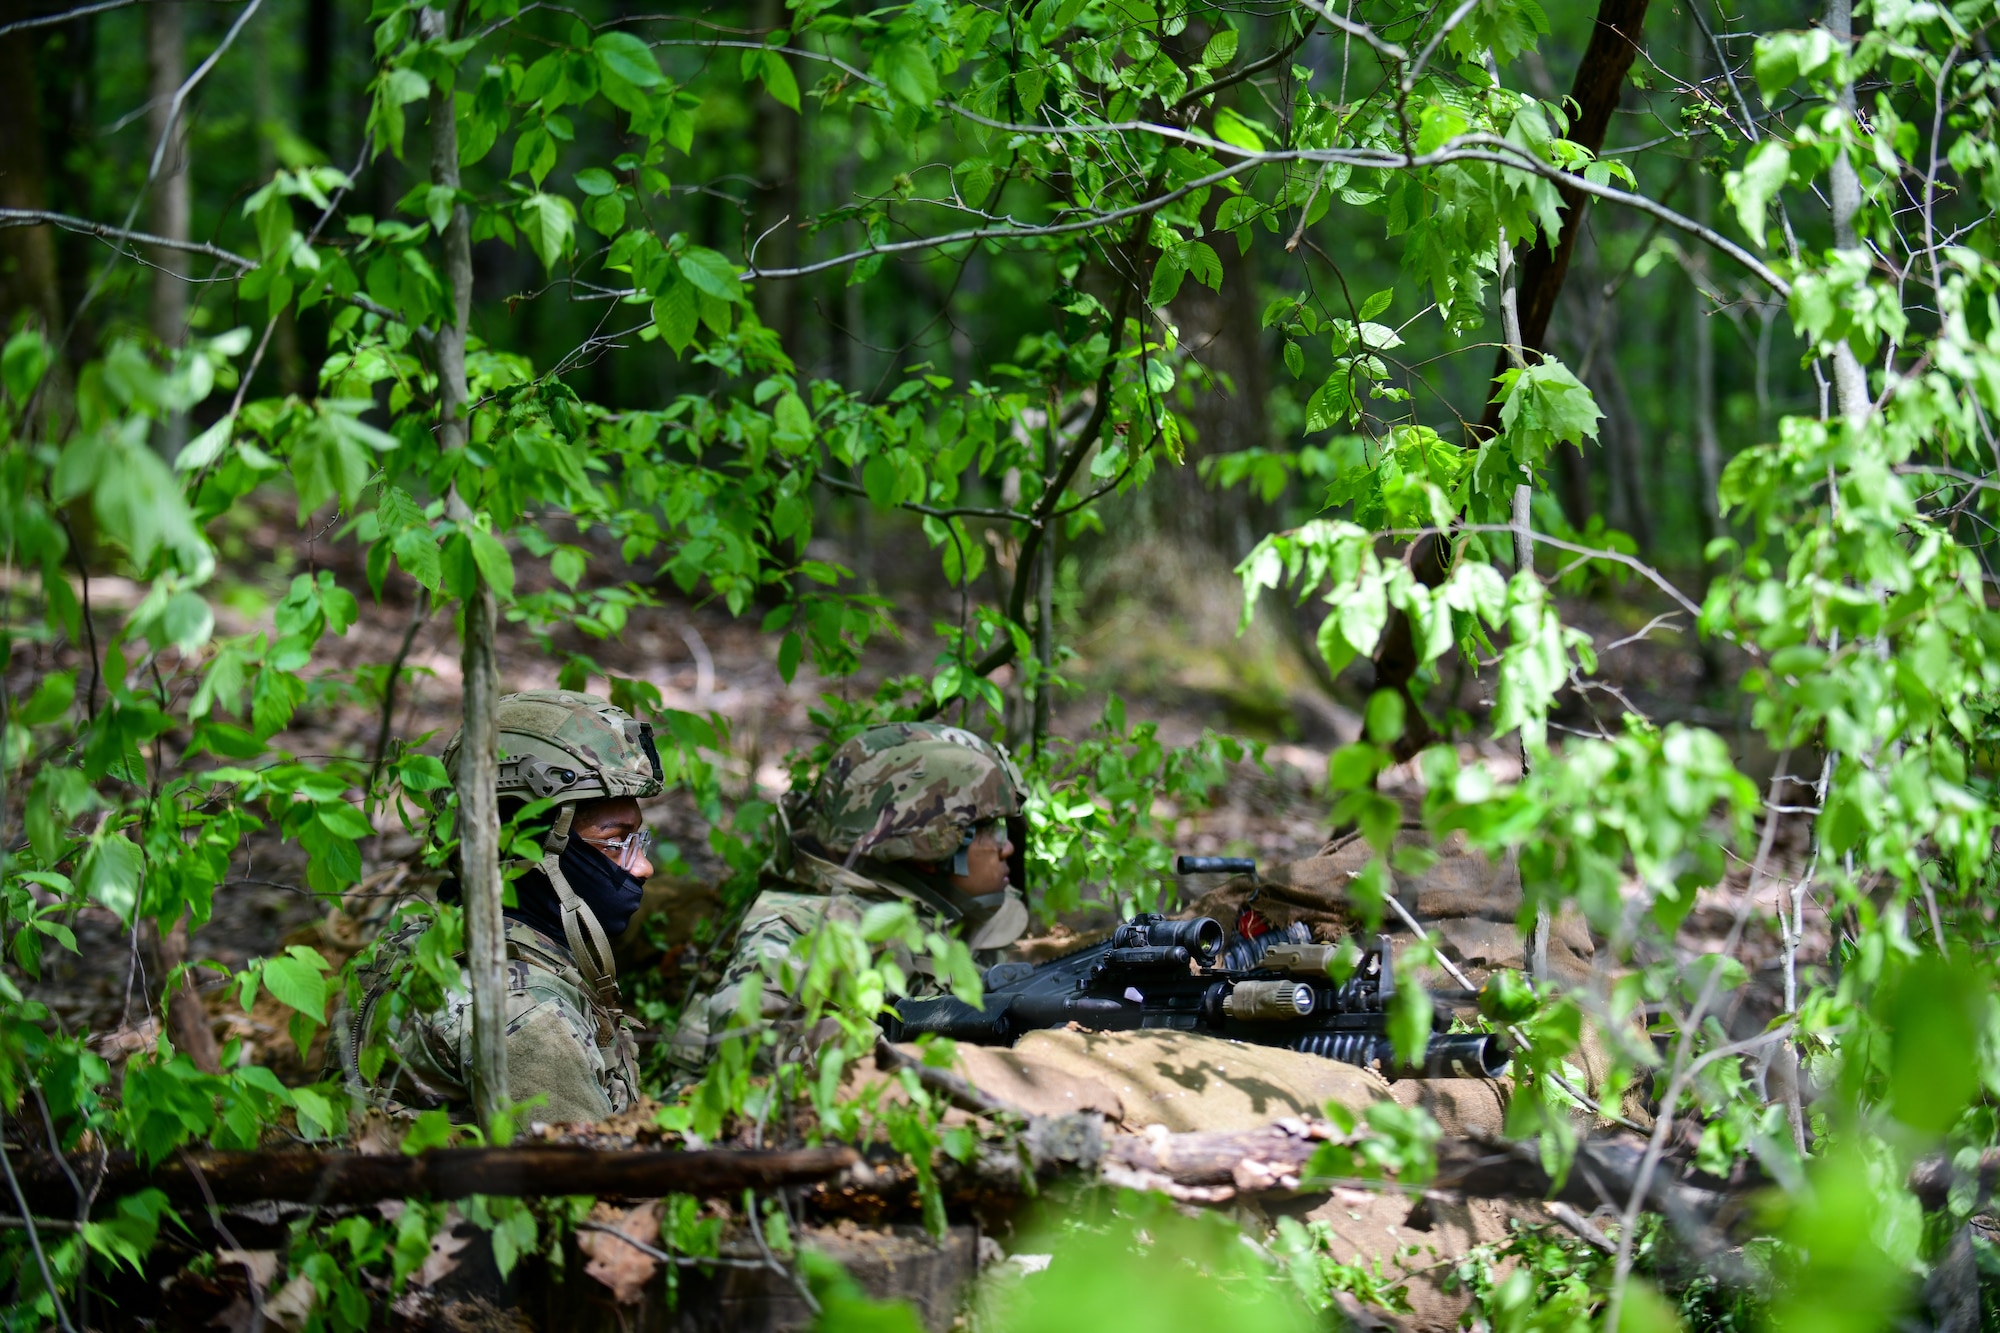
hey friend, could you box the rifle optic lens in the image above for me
[1119,915,1225,963]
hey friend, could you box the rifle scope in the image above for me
[1112,913,1224,965]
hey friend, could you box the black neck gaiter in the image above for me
[505,836,646,950]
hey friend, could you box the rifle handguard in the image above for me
[1222,980,1316,1020]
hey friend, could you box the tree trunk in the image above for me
[252,3,304,394]
[424,5,508,1133]
[1148,226,1270,558]
[1370,0,1652,758]
[1824,0,1869,420]
[50,10,98,358]
[1476,0,1653,418]
[147,0,191,456]
[303,0,337,162]
[1689,17,1723,556]
[0,1,62,340]
[1598,346,1655,554]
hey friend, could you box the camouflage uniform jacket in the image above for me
[344,916,640,1124]
[666,848,1026,1072]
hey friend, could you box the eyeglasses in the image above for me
[581,827,654,871]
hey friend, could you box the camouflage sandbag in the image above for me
[931,1029,1396,1133]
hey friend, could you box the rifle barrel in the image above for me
[1174,855,1257,875]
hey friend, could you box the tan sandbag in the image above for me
[1304,1187,1532,1333]
[1005,1029,1394,1133]
[1388,1078,1510,1139]
[941,1044,1126,1121]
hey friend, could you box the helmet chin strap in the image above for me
[541,805,618,1002]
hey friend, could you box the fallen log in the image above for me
[816,1115,1737,1225]
[8,1143,859,1213]
[1104,1121,1734,1218]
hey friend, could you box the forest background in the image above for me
[1,0,1997,1325]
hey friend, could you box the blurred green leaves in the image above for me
[978,1193,1317,1333]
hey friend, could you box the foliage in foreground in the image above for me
[5,0,2000,1324]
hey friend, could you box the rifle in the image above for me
[889,857,1510,1080]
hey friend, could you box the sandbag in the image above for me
[1301,1187,1533,1333]
[976,1029,1396,1133]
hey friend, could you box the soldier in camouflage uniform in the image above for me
[668,722,1030,1072]
[338,691,664,1123]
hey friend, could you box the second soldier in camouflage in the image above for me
[669,722,1029,1071]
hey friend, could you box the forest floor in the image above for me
[11,491,1823,1061]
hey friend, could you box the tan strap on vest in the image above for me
[540,805,620,1007]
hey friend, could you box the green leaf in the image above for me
[677,247,743,302]
[1305,370,1351,431]
[1387,956,1433,1068]
[583,192,625,237]
[174,413,235,473]
[1326,743,1384,792]
[393,525,442,592]
[1201,28,1239,67]
[1478,969,1539,1024]
[1148,253,1187,307]
[592,31,663,88]
[573,167,618,196]
[2,328,51,404]
[875,40,939,109]
[402,1108,457,1154]
[290,1085,339,1138]
[519,192,577,272]
[79,835,141,923]
[761,49,800,111]
[1727,140,1790,248]
[158,590,214,653]
[262,945,330,1023]
[468,527,517,602]
[654,278,698,353]
[1363,689,1406,744]
[1496,361,1603,464]
[423,184,455,235]
[1213,107,1265,151]
[551,546,586,588]
[19,671,75,725]
[1357,288,1393,321]
[397,754,452,792]
[1876,956,1983,1135]
[777,630,803,683]
[773,392,813,451]
[316,800,375,840]
[1182,241,1222,290]
[862,454,900,505]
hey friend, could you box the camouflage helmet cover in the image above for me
[805,723,1023,865]
[443,690,664,804]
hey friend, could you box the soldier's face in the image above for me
[951,820,1014,897]
[572,797,654,879]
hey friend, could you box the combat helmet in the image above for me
[803,722,1027,890]
[442,689,664,805]
[441,690,663,993]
